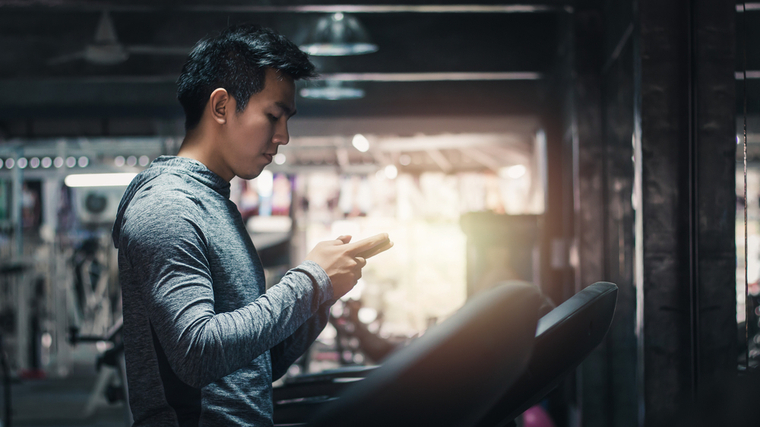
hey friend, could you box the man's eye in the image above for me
[268,114,279,122]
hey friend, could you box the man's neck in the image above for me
[177,128,231,181]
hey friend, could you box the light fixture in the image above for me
[273,153,287,165]
[384,164,398,180]
[300,80,365,100]
[352,134,370,152]
[300,13,378,56]
[64,173,137,187]
[256,170,274,197]
[499,164,527,179]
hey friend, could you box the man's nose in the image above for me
[274,121,289,145]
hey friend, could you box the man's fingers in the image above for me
[336,235,352,244]
[346,233,390,255]
[357,239,394,259]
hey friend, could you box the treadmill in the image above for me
[273,281,618,427]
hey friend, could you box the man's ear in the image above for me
[209,88,230,125]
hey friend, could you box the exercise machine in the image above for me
[272,281,618,427]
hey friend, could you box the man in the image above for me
[112,24,391,426]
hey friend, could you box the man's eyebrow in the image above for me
[276,102,297,117]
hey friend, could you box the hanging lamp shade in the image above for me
[299,13,378,56]
[300,80,365,100]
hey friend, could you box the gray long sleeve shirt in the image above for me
[112,156,334,426]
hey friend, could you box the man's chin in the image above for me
[237,168,266,180]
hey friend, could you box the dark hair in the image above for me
[177,24,316,131]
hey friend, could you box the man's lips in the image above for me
[263,153,274,163]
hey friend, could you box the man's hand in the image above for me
[305,233,393,299]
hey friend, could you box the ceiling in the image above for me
[0,1,567,125]
[0,1,756,174]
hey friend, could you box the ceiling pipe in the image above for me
[319,72,542,81]
[12,72,543,84]
[5,3,572,13]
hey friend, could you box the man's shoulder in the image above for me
[132,171,201,203]
[124,172,207,221]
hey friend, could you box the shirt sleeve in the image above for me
[121,191,334,388]
[269,295,335,381]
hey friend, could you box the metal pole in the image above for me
[1,334,11,427]
[11,148,27,373]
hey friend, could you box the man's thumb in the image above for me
[336,235,352,244]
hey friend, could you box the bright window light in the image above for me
[64,173,137,187]
[352,134,370,152]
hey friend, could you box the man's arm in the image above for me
[269,234,393,379]
[122,194,334,389]
[269,300,332,380]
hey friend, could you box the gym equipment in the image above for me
[474,281,618,426]
[69,317,132,427]
[273,281,618,427]
[275,281,542,426]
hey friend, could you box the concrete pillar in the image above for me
[633,0,736,425]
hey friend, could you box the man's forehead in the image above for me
[260,68,296,109]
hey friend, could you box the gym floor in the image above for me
[6,346,125,427]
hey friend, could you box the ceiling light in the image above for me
[352,134,370,152]
[256,170,274,197]
[17,158,28,169]
[384,164,398,180]
[500,164,527,179]
[41,157,52,168]
[300,80,365,100]
[300,13,378,56]
[274,153,287,165]
[64,173,137,187]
